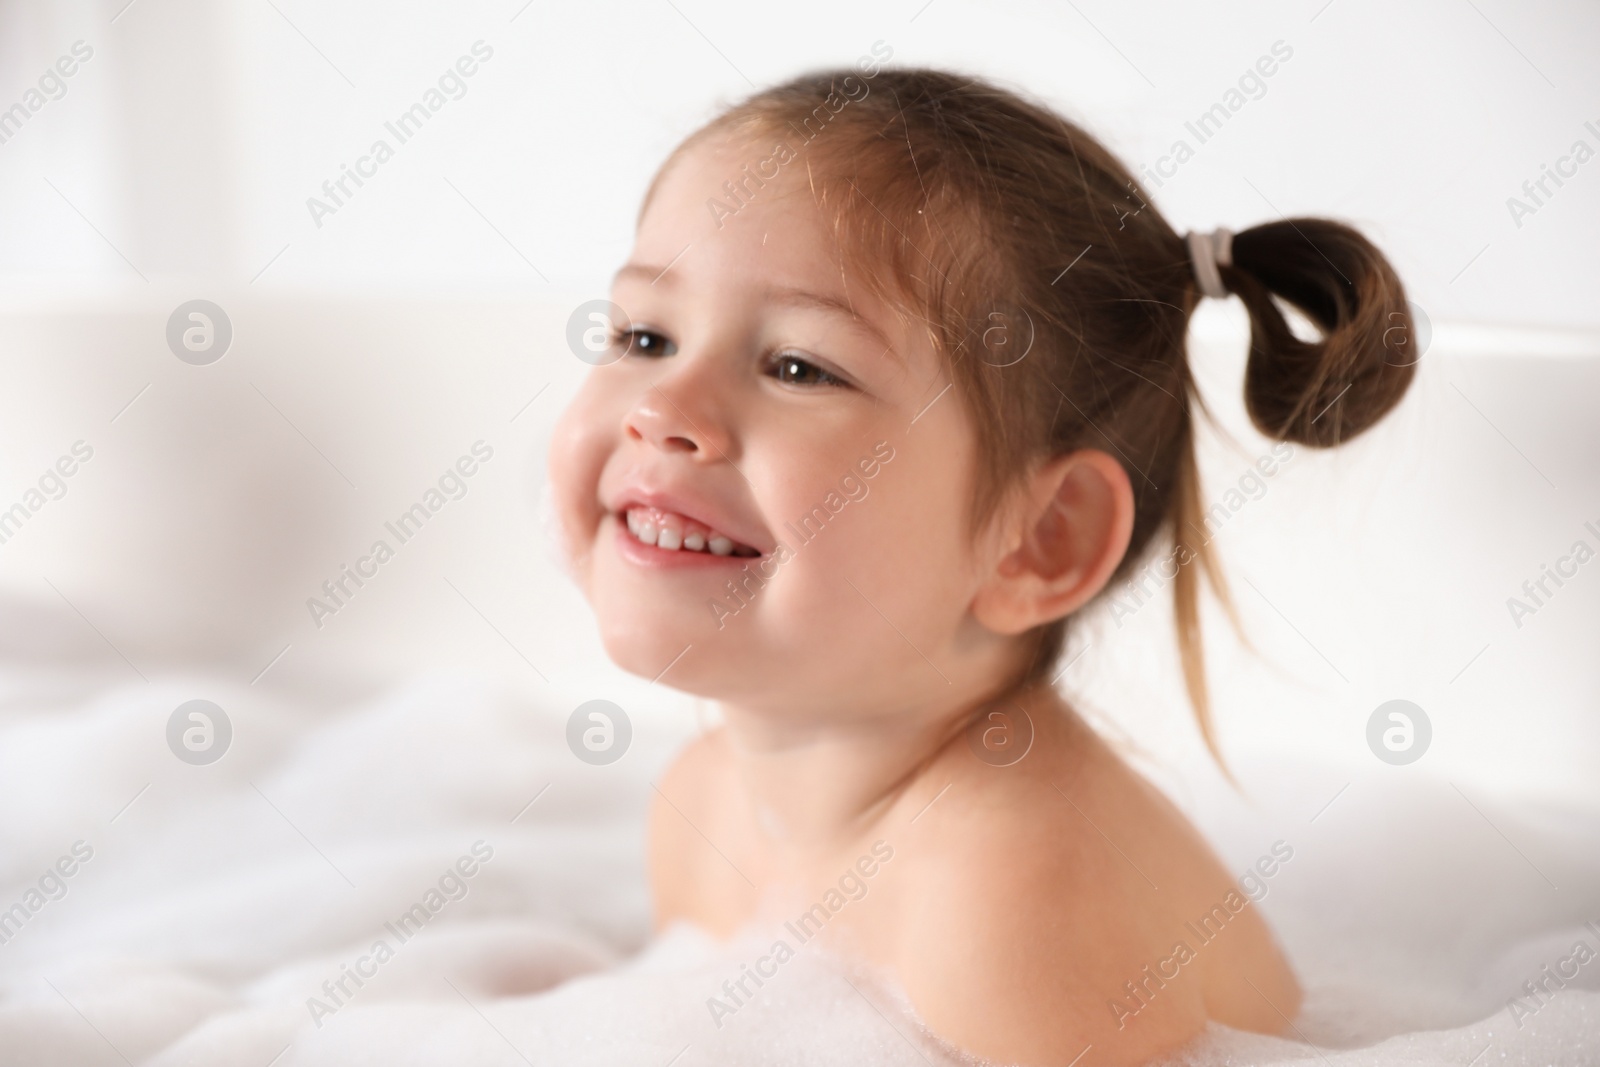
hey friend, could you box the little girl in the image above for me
[549,66,1416,1066]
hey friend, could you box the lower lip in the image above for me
[610,515,760,570]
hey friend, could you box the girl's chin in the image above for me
[595,611,786,696]
[594,612,713,681]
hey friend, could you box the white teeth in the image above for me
[622,505,752,557]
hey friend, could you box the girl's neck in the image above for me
[714,676,1051,857]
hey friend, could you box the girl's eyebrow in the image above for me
[613,261,684,287]
[612,262,904,367]
[765,285,900,362]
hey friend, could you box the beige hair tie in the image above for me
[1186,228,1234,300]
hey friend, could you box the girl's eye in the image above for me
[767,352,846,388]
[614,327,677,358]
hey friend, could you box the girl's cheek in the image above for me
[548,394,611,555]
[546,403,581,506]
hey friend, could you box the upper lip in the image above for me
[605,481,772,555]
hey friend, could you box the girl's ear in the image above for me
[970,448,1135,636]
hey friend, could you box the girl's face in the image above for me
[549,135,1011,717]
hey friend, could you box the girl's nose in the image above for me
[622,376,731,460]
[624,394,699,453]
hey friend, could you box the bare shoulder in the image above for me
[652,721,730,817]
[648,725,750,934]
[873,702,1300,1065]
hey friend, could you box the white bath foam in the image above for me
[135,922,970,1067]
[1162,994,1600,1067]
[1,670,1597,1066]
[131,919,1600,1067]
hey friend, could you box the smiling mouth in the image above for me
[621,505,762,558]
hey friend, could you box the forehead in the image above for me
[633,133,840,285]
[623,134,924,368]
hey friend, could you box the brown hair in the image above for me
[647,68,1417,761]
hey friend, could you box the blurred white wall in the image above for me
[0,0,1595,807]
[3,0,1597,316]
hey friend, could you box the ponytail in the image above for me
[1226,219,1417,445]
[1170,217,1416,770]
